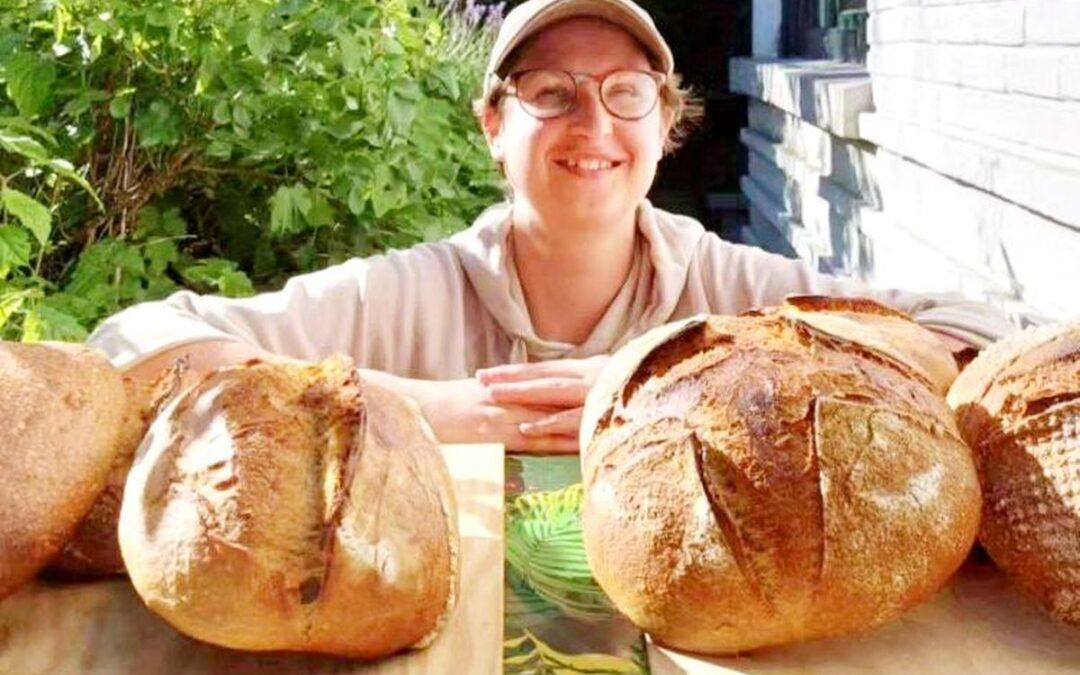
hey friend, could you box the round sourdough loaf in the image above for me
[947,321,1080,624]
[580,299,980,654]
[51,361,186,576]
[0,341,126,599]
[118,356,459,658]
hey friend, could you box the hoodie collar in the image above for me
[449,199,705,363]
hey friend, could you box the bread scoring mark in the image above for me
[307,367,366,612]
[791,320,934,392]
[784,295,912,320]
[619,318,732,409]
[809,398,827,588]
[1023,391,1080,419]
[971,329,1077,408]
[691,432,772,610]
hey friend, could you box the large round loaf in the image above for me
[0,341,126,598]
[118,357,459,657]
[580,300,980,654]
[947,321,1080,624]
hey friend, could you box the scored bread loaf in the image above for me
[947,321,1080,624]
[0,341,126,599]
[118,356,459,658]
[581,298,980,654]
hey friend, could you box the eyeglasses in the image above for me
[498,68,666,121]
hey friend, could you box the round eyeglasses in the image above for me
[499,68,666,121]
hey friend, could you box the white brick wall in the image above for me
[733,0,1080,321]
[1025,0,1080,45]
[868,0,1080,158]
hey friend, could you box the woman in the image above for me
[89,0,1016,452]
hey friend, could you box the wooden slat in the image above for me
[648,558,1080,674]
[0,443,504,675]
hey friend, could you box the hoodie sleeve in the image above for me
[86,244,469,373]
[86,257,374,369]
[695,233,1021,348]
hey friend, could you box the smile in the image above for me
[554,158,624,173]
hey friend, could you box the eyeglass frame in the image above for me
[492,68,668,121]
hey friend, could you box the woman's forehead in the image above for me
[508,17,653,73]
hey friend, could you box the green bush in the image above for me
[0,0,504,341]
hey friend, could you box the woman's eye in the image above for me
[533,87,572,104]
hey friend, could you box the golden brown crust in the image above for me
[778,295,959,395]
[0,342,126,599]
[581,311,980,653]
[948,322,1080,624]
[118,357,458,658]
[50,361,187,577]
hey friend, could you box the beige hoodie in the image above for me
[87,200,1019,376]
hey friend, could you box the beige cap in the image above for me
[484,0,674,95]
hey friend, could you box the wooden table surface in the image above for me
[0,444,505,675]
[648,556,1080,675]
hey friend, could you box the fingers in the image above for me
[519,407,582,437]
[476,358,594,385]
[486,378,591,407]
[506,434,580,454]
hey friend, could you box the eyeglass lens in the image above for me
[513,70,659,120]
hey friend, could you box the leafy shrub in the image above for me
[0,0,504,340]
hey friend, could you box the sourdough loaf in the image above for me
[118,356,459,658]
[581,298,980,653]
[948,321,1080,624]
[0,342,125,598]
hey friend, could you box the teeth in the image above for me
[562,159,615,171]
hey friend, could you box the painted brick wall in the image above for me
[732,1,1080,323]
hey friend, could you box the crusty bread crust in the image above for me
[948,322,1080,624]
[581,302,979,654]
[0,342,125,598]
[51,360,187,577]
[118,357,458,658]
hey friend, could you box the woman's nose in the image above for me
[567,82,614,137]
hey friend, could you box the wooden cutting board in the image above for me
[648,556,1080,674]
[0,444,504,675]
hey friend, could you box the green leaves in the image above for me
[180,258,254,297]
[134,100,182,147]
[21,305,87,342]
[0,226,31,277]
[387,80,421,133]
[269,184,312,236]
[0,129,49,162]
[3,52,56,118]
[2,188,51,245]
[505,484,615,622]
[0,0,504,341]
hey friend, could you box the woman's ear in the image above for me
[481,104,505,162]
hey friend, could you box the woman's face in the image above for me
[484,17,671,227]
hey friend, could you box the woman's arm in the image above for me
[123,340,578,453]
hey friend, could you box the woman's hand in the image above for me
[398,376,580,454]
[475,355,609,447]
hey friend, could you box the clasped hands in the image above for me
[415,355,609,454]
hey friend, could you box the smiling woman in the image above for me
[86,0,1019,454]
